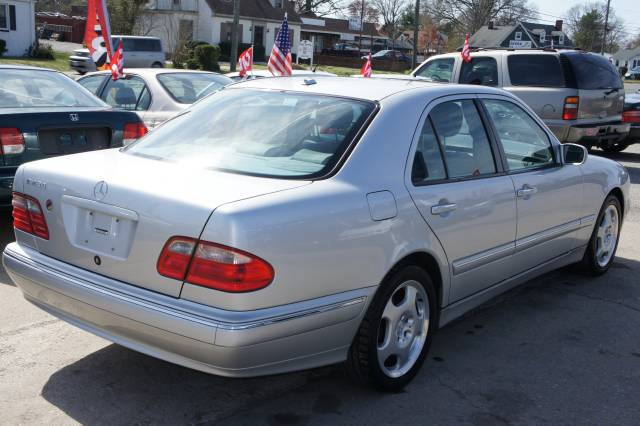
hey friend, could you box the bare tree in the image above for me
[294,0,343,16]
[347,0,380,22]
[371,0,407,47]
[565,2,625,53]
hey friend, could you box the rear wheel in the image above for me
[578,195,622,275]
[151,62,164,68]
[346,265,437,391]
[601,142,629,153]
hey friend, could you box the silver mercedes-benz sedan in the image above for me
[3,77,630,390]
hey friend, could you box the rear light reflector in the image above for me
[562,96,579,121]
[0,128,25,155]
[157,238,274,292]
[12,192,49,239]
[123,122,148,145]
[623,110,640,123]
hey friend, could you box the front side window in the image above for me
[77,74,108,95]
[429,100,496,178]
[157,73,232,104]
[102,76,151,111]
[459,57,499,86]
[414,58,455,83]
[0,4,7,30]
[482,99,554,171]
[508,55,564,87]
[412,119,447,184]
[125,89,376,179]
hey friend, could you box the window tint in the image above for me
[459,57,498,86]
[157,73,232,103]
[102,76,151,111]
[78,75,107,95]
[429,100,496,178]
[134,38,161,52]
[482,99,554,171]
[125,89,376,179]
[508,55,564,87]
[0,4,7,29]
[414,58,454,82]
[562,52,622,89]
[412,119,447,184]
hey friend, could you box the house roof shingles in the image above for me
[469,21,573,48]
[301,16,384,38]
[205,0,302,23]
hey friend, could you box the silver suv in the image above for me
[412,49,630,152]
[70,36,165,74]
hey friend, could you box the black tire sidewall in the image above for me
[585,195,622,274]
[365,265,438,391]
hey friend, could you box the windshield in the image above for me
[157,72,233,103]
[0,69,106,108]
[125,88,376,179]
[372,50,390,57]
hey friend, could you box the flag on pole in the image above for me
[84,0,114,70]
[461,34,472,63]
[268,14,293,76]
[361,53,372,78]
[110,39,125,80]
[238,45,254,78]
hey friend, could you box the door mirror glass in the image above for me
[563,143,587,165]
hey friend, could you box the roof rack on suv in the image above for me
[458,46,582,53]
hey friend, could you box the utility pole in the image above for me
[230,0,240,72]
[412,0,420,68]
[600,0,611,54]
[358,0,365,51]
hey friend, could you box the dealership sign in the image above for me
[509,40,532,48]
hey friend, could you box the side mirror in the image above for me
[563,143,587,165]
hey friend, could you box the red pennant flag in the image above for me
[84,0,114,70]
[361,53,372,78]
[461,34,472,63]
[238,46,253,78]
[110,40,124,80]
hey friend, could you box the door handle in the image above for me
[431,202,457,215]
[517,185,538,198]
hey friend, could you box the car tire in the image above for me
[151,62,164,68]
[346,265,438,391]
[601,142,629,153]
[578,195,622,276]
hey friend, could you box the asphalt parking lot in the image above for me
[0,144,639,424]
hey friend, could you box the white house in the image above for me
[613,47,640,70]
[0,0,36,57]
[139,0,302,56]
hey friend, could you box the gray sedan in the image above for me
[3,78,630,391]
[77,69,233,129]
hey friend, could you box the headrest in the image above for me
[115,87,137,106]
[431,102,462,138]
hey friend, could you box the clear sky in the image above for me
[532,0,640,41]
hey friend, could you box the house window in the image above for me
[515,31,522,41]
[0,4,8,30]
[539,31,546,44]
[178,19,193,41]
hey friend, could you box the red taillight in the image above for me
[123,122,148,145]
[0,128,25,155]
[12,192,49,239]
[562,96,579,121]
[623,110,640,123]
[157,238,274,293]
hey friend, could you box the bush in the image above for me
[0,39,6,57]
[193,44,220,72]
[28,42,55,59]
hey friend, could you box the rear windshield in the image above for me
[0,69,106,108]
[562,52,622,90]
[157,73,232,103]
[125,89,376,179]
[508,54,564,87]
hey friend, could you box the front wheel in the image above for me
[346,265,438,391]
[578,195,622,275]
[601,142,629,153]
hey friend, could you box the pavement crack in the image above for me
[558,289,640,314]
[433,373,484,411]
[0,319,59,337]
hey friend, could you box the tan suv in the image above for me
[412,49,631,152]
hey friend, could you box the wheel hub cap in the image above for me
[595,204,619,268]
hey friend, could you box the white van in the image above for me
[70,36,165,74]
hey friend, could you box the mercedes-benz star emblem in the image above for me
[93,181,108,201]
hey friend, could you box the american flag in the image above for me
[461,34,471,63]
[268,14,293,76]
[110,39,124,80]
[361,53,372,78]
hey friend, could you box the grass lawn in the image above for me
[0,51,70,72]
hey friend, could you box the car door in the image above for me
[480,96,583,272]
[459,56,500,87]
[412,57,457,83]
[406,96,518,303]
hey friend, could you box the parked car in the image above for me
[0,65,147,207]
[624,66,640,80]
[225,69,337,81]
[364,49,411,63]
[620,90,640,148]
[77,69,233,129]
[322,42,361,57]
[3,78,629,391]
[70,36,165,74]
[410,49,630,151]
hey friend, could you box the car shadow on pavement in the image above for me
[39,256,640,424]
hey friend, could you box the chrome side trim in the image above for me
[580,214,596,226]
[515,219,581,252]
[452,242,515,275]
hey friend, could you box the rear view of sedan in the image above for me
[77,69,233,129]
[3,78,630,391]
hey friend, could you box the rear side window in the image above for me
[78,74,108,95]
[414,58,455,82]
[562,52,622,90]
[507,55,564,87]
[459,57,498,86]
[134,38,162,52]
[412,119,447,184]
[102,76,151,111]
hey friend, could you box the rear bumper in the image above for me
[3,242,373,377]
[550,121,630,145]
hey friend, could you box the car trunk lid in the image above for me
[17,149,310,297]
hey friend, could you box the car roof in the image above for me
[225,70,338,78]
[228,76,508,102]
[0,64,58,72]
[81,68,224,77]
